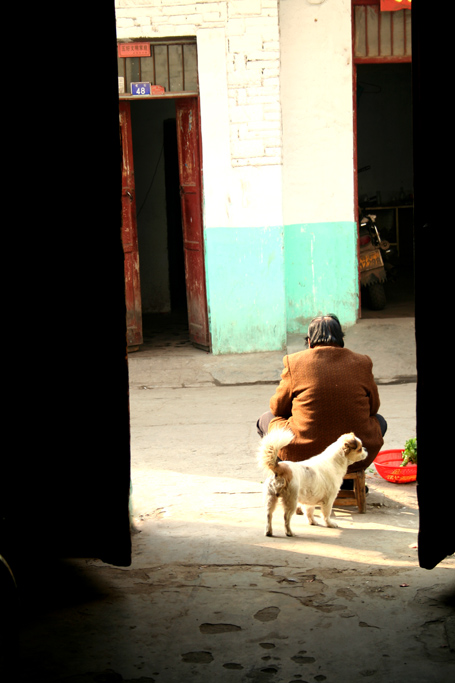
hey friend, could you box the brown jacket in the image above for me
[269,346,383,472]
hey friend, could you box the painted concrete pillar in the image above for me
[197,11,286,355]
[280,0,358,333]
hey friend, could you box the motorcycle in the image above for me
[359,211,390,310]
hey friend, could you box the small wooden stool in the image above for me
[334,470,367,513]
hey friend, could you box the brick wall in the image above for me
[115,0,282,168]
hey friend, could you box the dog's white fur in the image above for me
[257,428,368,536]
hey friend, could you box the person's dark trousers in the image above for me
[256,410,274,438]
[375,414,387,438]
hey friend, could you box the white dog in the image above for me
[257,428,368,537]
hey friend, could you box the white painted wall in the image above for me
[115,0,356,230]
[115,1,284,230]
[280,0,355,226]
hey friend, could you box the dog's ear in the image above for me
[341,433,359,454]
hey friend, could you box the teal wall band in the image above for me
[205,221,358,354]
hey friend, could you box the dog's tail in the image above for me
[257,427,295,474]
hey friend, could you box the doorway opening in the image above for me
[356,62,414,319]
[130,99,189,348]
[127,98,210,351]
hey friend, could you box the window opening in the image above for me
[118,38,198,96]
[353,1,411,61]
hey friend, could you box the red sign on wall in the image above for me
[380,0,411,10]
[118,43,151,58]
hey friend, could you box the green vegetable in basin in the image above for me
[401,437,417,467]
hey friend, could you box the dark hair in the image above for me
[305,314,345,348]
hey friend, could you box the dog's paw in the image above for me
[295,505,304,515]
[324,519,338,528]
[265,529,273,537]
[285,530,294,537]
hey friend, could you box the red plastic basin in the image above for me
[374,449,417,483]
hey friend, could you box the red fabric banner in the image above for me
[380,0,411,10]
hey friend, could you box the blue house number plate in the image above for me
[131,82,151,96]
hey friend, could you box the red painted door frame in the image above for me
[120,100,143,348]
[352,0,413,216]
[351,0,412,317]
[175,97,210,351]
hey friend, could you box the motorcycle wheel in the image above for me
[367,283,387,310]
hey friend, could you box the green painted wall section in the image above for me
[284,221,359,333]
[204,226,287,355]
[204,221,359,354]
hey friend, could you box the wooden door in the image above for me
[119,101,143,348]
[175,98,210,351]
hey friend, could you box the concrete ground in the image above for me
[19,305,455,683]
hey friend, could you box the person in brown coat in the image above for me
[257,314,386,476]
